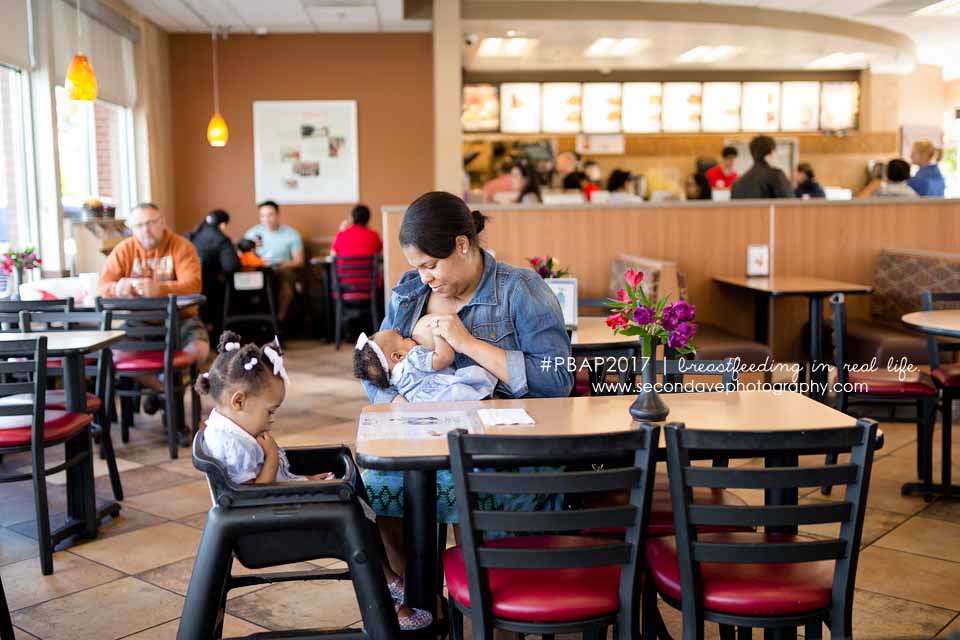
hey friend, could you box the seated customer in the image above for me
[187,209,241,341]
[907,139,945,197]
[330,205,383,257]
[731,135,794,199]
[98,202,207,443]
[237,239,265,270]
[353,315,497,403]
[244,200,304,325]
[794,163,826,199]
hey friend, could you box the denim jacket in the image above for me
[362,251,574,403]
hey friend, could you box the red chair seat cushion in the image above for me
[932,363,960,388]
[1,391,101,412]
[114,350,193,372]
[646,532,834,617]
[444,535,622,623]
[333,291,372,301]
[0,411,93,447]
[849,370,937,396]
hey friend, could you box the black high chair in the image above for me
[177,432,401,640]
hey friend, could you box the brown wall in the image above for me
[168,33,434,243]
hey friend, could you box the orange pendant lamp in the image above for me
[65,0,97,101]
[207,30,228,147]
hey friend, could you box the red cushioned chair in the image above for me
[96,295,200,459]
[920,290,960,499]
[331,255,380,350]
[0,337,95,575]
[18,309,124,502]
[644,420,877,640]
[824,293,937,499]
[444,426,659,640]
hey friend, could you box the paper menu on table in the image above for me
[477,408,536,426]
[358,411,476,440]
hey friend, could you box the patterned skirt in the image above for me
[361,468,562,524]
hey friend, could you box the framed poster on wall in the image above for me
[253,100,359,204]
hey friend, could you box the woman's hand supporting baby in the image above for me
[423,313,512,385]
[431,327,455,371]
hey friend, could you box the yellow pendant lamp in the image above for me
[207,30,228,147]
[65,0,97,101]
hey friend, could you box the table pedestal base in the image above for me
[901,482,960,501]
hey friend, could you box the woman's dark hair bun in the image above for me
[217,330,242,354]
[471,210,486,234]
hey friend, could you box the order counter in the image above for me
[381,197,960,360]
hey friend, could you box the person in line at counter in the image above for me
[794,163,826,199]
[244,201,304,325]
[705,146,739,190]
[481,159,516,202]
[582,160,602,202]
[684,173,712,200]
[731,135,794,199]
[516,164,544,204]
[98,202,207,444]
[606,169,644,203]
[556,151,585,190]
[907,139,945,197]
[859,159,918,198]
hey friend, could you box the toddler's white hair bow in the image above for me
[263,345,290,385]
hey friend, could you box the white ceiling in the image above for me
[122,0,431,33]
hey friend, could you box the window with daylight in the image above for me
[56,86,136,216]
[0,65,31,254]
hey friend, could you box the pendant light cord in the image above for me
[211,30,220,114]
[76,0,83,55]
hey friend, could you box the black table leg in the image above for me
[808,296,826,402]
[62,352,98,537]
[764,453,799,640]
[403,470,439,623]
[754,294,770,345]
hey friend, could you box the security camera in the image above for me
[464,33,479,46]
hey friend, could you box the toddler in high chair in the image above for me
[353,314,497,402]
[197,331,433,630]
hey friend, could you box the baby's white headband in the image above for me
[356,332,389,373]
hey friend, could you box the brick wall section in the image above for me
[94,101,115,203]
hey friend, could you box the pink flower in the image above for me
[606,313,629,330]
[616,288,629,302]
[530,256,542,267]
[624,269,644,289]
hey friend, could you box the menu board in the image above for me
[541,83,582,133]
[581,83,622,133]
[461,84,499,132]
[662,83,702,132]
[621,83,662,133]
[500,83,541,133]
[781,82,820,131]
[701,82,741,132]
[820,81,859,130]
[740,82,780,131]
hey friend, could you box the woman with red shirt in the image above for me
[331,205,383,257]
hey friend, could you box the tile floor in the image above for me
[1,342,960,639]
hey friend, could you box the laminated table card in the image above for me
[477,408,536,426]
[358,411,475,440]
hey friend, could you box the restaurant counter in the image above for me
[381,197,960,361]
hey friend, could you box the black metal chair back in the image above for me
[96,295,180,355]
[920,290,960,370]
[0,337,47,438]
[663,420,877,636]
[331,255,381,349]
[0,298,73,332]
[447,426,659,638]
[222,268,279,338]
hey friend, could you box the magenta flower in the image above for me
[661,300,696,331]
[667,322,697,349]
[633,305,656,325]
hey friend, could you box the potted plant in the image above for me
[527,255,570,279]
[2,247,42,300]
[605,268,697,420]
[529,256,578,327]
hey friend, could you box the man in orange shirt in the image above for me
[98,203,207,438]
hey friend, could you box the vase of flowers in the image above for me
[606,268,697,421]
[528,255,570,279]
[2,247,41,300]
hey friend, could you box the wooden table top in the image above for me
[902,310,960,339]
[571,316,639,350]
[355,391,857,469]
[713,275,873,296]
[0,330,126,354]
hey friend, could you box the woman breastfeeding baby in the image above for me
[354,192,574,614]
